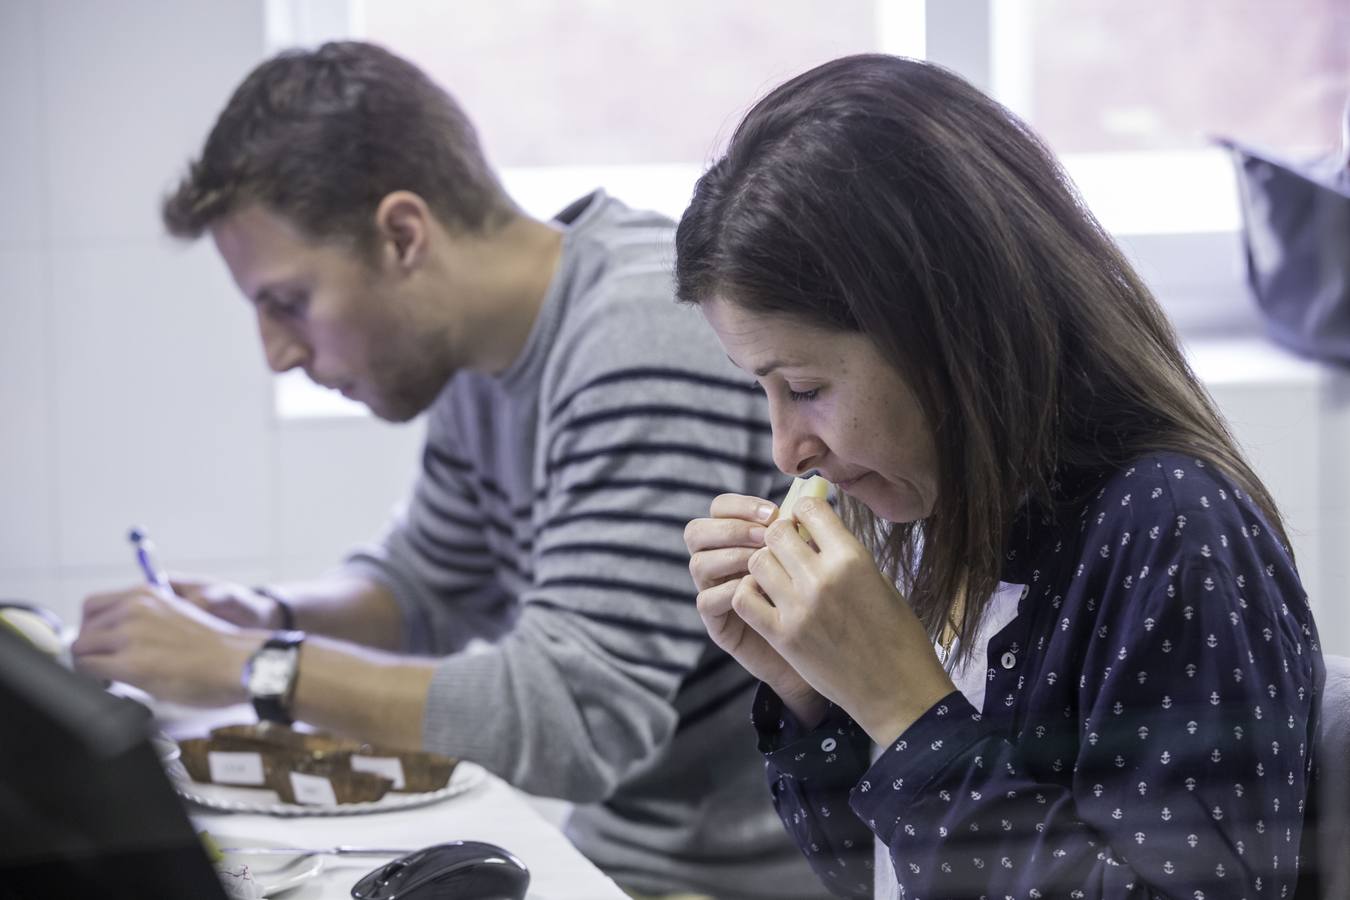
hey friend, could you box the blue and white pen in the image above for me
[128,526,171,593]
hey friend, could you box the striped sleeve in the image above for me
[529,362,777,683]
[417,282,786,800]
[341,403,515,655]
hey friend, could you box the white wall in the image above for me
[0,0,423,627]
[1188,340,1350,655]
[0,2,1345,657]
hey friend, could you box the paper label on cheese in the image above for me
[351,755,405,789]
[207,751,265,786]
[289,771,338,806]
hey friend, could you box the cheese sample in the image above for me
[777,475,831,541]
[0,606,64,657]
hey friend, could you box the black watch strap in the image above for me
[253,585,296,631]
[252,693,291,726]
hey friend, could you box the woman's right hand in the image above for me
[685,493,827,727]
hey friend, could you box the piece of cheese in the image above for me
[778,475,831,541]
[0,607,64,656]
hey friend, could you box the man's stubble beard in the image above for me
[366,329,457,423]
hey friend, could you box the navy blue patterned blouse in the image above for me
[754,452,1324,899]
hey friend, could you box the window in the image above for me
[998,0,1347,155]
[988,0,1348,334]
[268,0,918,417]
[352,0,919,222]
[266,0,1348,416]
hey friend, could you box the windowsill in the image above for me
[272,155,1262,422]
[273,330,1332,424]
[1184,334,1331,389]
[274,370,367,419]
[1060,149,1241,235]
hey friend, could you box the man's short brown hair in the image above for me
[163,41,514,246]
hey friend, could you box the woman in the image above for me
[679,55,1323,899]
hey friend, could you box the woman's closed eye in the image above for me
[750,377,820,402]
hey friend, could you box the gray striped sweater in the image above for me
[343,192,826,899]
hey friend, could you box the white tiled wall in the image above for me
[0,0,46,246]
[51,244,271,568]
[0,2,1346,663]
[275,418,427,575]
[0,250,55,573]
[40,1,263,243]
[0,1,423,627]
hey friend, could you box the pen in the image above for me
[128,527,170,593]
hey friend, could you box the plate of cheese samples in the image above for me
[171,722,485,816]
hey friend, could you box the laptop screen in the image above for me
[0,625,228,899]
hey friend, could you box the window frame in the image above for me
[267,0,1262,418]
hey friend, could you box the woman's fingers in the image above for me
[708,492,777,523]
[684,515,767,554]
[746,545,794,607]
[685,500,773,591]
[792,497,863,557]
[689,545,757,591]
[684,494,773,553]
[730,573,779,635]
[760,516,822,581]
[695,576,742,619]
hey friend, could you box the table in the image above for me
[158,703,627,900]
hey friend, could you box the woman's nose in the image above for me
[770,411,826,477]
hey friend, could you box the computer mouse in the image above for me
[350,840,530,900]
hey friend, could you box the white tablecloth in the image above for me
[159,703,626,900]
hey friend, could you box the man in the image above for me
[72,41,824,900]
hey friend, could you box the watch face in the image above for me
[249,648,295,697]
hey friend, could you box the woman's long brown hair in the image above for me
[675,54,1289,662]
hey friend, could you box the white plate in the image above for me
[174,760,486,817]
[213,834,325,896]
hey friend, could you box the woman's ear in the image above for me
[373,191,431,271]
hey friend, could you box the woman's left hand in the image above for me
[740,496,957,745]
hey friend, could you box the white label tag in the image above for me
[207,751,265,786]
[350,755,406,790]
[289,771,338,806]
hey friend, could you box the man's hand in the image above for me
[72,584,262,706]
[171,577,286,629]
[74,582,434,750]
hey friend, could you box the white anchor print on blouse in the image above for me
[750,452,1319,899]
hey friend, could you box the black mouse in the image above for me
[350,840,530,900]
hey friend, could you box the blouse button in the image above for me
[1001,651,1018,670]
[821,738,837,752]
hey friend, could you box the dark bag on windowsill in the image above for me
[1219,106,1350,365]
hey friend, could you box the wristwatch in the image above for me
[243,630,305,725]
[252,585,296,630]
